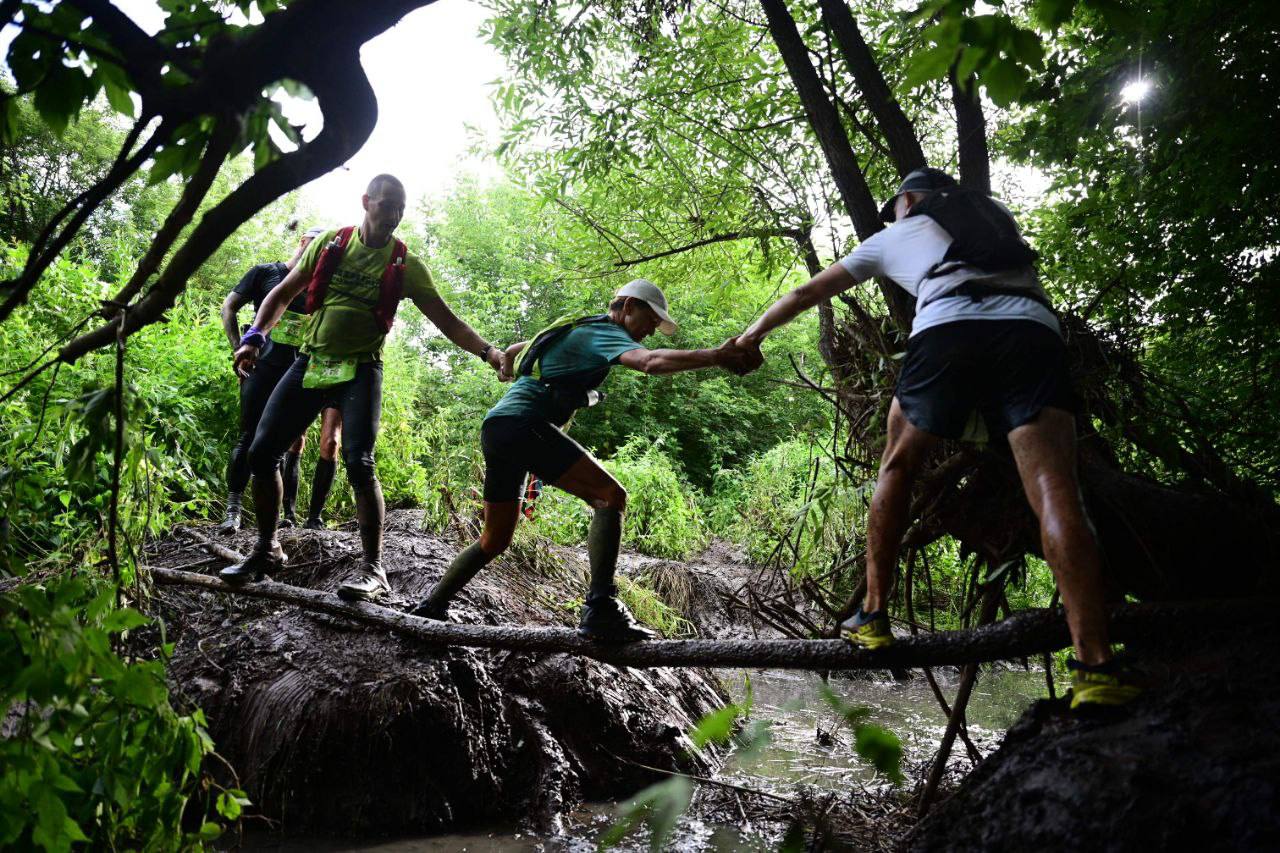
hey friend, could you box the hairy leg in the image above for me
[863,398,940,613]
[1007,406,1111,665]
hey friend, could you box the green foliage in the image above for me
[819,683,904,785]
[605,677,771,850]
[615,573,695,637]
[905,0,1139,105]
[533,436,708,560]
[711,437,869,585]
[0,574,242,851]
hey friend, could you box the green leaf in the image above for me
[601,777,693,851]
[1082,0,1140,30]
[1031,0,1077,29]
[94,61,136,117]
[853,724,905,784]
[32,64,96,136]
[903,42,958,90]
[689,702,741,749]
[980,57,1030,106]
[102,607,149,633]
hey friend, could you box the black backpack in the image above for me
[906,187,1038,278]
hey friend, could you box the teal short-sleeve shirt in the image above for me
[486,321,644,424]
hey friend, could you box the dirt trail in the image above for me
[146,511,729,837]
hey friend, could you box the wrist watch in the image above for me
[480,344,494,362]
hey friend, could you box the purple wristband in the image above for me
[240,326,267,349]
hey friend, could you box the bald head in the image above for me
[367,173,404,197]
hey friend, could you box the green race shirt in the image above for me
[297,227,440,360]
[486,321,644,424]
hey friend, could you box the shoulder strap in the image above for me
[373,238,408,333]
[515,314,610,378]
[304,226,356,315]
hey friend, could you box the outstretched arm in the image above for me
[738,261,857,349]
[413,294,504,374]
[618,345,736,376]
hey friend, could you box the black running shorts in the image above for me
[480,416,588,503]
[895,319,1075,440]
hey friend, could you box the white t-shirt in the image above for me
[837,215,1060,338]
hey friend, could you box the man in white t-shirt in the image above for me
[730,167,1137,708]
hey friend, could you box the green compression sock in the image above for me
[428,541,495,607]
[587,507,623,599]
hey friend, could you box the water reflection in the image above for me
[243,667,1048,851]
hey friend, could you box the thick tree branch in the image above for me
[950,70,990,193]
[108,115,241,309]
[55,52,379,363]
[149,565,1279,671]
[757,0,914,330]
[817,0,926,177]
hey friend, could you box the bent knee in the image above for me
[343,452,377,486]
[319,438,340,460]
[479,530,513,555]
[594,482,627,511]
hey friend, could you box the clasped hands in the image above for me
[714,336,764,377]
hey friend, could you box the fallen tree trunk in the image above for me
[148,566,1280,672]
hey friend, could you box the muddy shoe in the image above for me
[219,541,287,584]
[216,507,242,535]
[578,594,657,643]
[1068,658,1142,709]
[409,598,450,621]
[839,607,893,650]
[278,511,297,529]
[337,562,391,602]
[303,517,326,531]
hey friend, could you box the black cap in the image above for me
[879,167,959,223]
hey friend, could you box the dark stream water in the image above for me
[248,666,1049,852]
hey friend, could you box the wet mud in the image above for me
[910,621,1280,851]
[147,511,728,837]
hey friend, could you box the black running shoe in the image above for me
[337,562,391,602]
[578,594,657,643]
[219,541,287,584]
[303,517,325,531]
[278,511,297,529]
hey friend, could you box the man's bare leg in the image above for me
[1007,406,1111,666]
[863,398,941,613]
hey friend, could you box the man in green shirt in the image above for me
[409,279,747,642]
[222,174,505,601]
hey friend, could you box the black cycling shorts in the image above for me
[480,416,587,503]
[896,319,1075,440]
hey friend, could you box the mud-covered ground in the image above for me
[910,621,1280,851]
[145,513,1280,849]
[146,511,730,837]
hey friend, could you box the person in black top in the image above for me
[218,227,342,531]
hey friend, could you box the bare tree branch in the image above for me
[613,227,806,267]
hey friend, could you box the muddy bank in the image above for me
[910,620,1280,851]
[147,511,728,837]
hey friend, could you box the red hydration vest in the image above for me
[304,226,408,333]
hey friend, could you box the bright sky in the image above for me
[1,0,508,224]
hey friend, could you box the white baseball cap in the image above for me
[615,278,677,336]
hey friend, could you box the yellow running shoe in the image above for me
[840,608,893,649]
[1068,658,1142,709]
